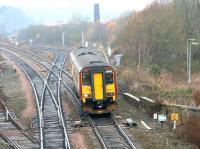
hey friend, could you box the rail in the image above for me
[1,44,137,149]
[1,46,71,149]
[0,130,21,149]
[1,49,45,149]
[0,99,38,143]
[111,114,137,149]
[11,56,44,148]
[0,43,72,78]
[58,53,71,149]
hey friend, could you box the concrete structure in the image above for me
[94,4,100,23]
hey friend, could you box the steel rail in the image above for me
[0,99,38,143]
[0,45,71,149]
[59,78,109,149]
[0,43,72,78]
[111,114,137,149]
[41,48,137,149]
[1,44,137,149]
[57,53,71,149]
[0,49,45,149]
[1,48,63,149]
[40,51,70,149]
[27,50,70,149]
[0,130,21,149]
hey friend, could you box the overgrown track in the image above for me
[0,48,70,149]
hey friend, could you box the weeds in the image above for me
[160,88,192,98]
[193,89,200,107]
[182,116,200,148]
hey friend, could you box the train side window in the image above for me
[105,71,113,84]
[82,71,91,86]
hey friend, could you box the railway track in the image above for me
[0,48,70,149]
[0,100,38,149]
[0,44,138,149]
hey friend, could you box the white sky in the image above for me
[0,0,153,10]
[0,0,154,23]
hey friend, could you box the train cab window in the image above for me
[82,71,91,86]
[105,70,113,84]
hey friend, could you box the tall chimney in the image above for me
[94,3,100,23]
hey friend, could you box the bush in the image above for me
[150,64,161,75]
[183,116,200,148]
[193,89,200,107]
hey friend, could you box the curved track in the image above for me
[0,47,70,149]
[0,44,138,149]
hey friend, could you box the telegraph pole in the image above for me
[81,32,84,47]
[62,32,65,47]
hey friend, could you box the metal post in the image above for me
[187,40,189,76]
[138,48,141,68]
[189,42,192,84]
[6,108,9,121]
[173,121,176,130]
[187,39,197,83]
[188,42,199,84]
[81,32,84,47]
[62,32,65,47]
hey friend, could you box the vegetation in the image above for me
[18,21,89,46]
[0,142,9,149]
[18,18,107,47]
[114,0,200,72]
[16,1,200,146]
[183,116,200,148]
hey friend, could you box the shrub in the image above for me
[150,64,161,75]
[183,116,200,148]
[193,89,200,107]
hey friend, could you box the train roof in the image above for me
[70,47,113,72]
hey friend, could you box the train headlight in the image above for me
[106,92,114,97]
[83,93,91,98]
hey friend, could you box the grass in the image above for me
[118,65,200,148]
[129,128,197,149]
[160,88,192,98]
[0,142,9,149]
[118,66,196,106]
[0,62,27,120]
[114,94,198,149]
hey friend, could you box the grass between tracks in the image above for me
[0,57,31,128]
[0,142,9,149]
[0,63,26,118]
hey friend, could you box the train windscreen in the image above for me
[105,70,113,84]
[82,71,91,86]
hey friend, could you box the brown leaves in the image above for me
[193,89,200,107]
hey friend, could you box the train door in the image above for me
[93,73,103,100]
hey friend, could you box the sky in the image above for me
[0,0,154,23]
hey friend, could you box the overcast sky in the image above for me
[0,0,154,23]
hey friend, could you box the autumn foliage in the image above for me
[183,116,200,148]
[193,89,200,107]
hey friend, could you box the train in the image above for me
[70,47,118,114]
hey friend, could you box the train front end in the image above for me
[80,66,117,114]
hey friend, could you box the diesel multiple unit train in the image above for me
[70,47,118,114]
